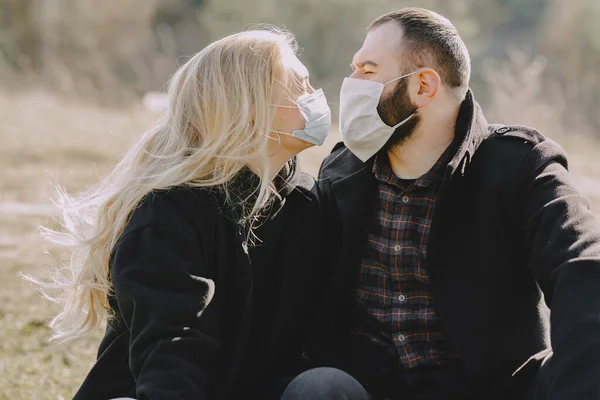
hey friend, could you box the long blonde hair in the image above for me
[35,28,301,343]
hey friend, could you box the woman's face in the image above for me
[270,51,315,153]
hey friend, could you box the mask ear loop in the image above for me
[383,71,418,86]
[390,111,417,130]
[384,71,418,129]
[270,104,299,109]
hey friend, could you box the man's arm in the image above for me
[517,138,600,398]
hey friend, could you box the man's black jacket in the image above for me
[308,92,600,399]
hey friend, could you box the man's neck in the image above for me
[387,113,458,180]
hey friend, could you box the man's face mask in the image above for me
[339,72,417,162]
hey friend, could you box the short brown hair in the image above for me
[370,8,471,97]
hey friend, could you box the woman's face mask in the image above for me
[271,88,332,146]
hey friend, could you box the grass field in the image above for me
[0,90,598,399]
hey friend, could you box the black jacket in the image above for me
[73,169,327,400]
[308,92,600,399]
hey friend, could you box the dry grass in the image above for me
[0,91,153,400]
[0,90,598,399]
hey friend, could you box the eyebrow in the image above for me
[352,59,379,69]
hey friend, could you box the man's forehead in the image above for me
[354,23,403,64]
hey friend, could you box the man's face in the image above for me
[350,22,419,149]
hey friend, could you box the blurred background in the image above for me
[0,0,599,398]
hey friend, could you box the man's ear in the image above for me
[413,68,440,108]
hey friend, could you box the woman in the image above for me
[37,28,331,399]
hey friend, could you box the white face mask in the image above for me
[272,88,331,146]
[339,72,417,162]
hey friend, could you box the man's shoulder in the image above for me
[319,141,366,182]
[486,124,549,146]
[479,123,565,157]
[475,123,568,171]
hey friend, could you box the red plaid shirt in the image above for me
[355,146,458,369]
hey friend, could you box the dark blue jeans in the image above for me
[280,361,550,400]
[281,367,372,400]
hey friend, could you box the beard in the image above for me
[377,77,420,151]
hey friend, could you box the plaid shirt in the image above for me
[354,147,458,370]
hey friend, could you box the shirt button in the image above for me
[398,294,406,302]
[393,244,401,252]
[402,196,409,203]
[397,334,406,342]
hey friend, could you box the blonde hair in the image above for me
[34,27,302,343]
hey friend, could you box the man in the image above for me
[281,7,600,400]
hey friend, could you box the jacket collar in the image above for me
[276,158,315,200]
[229,157,312,200]
[445,90,489,178]
[214,157,314,222]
